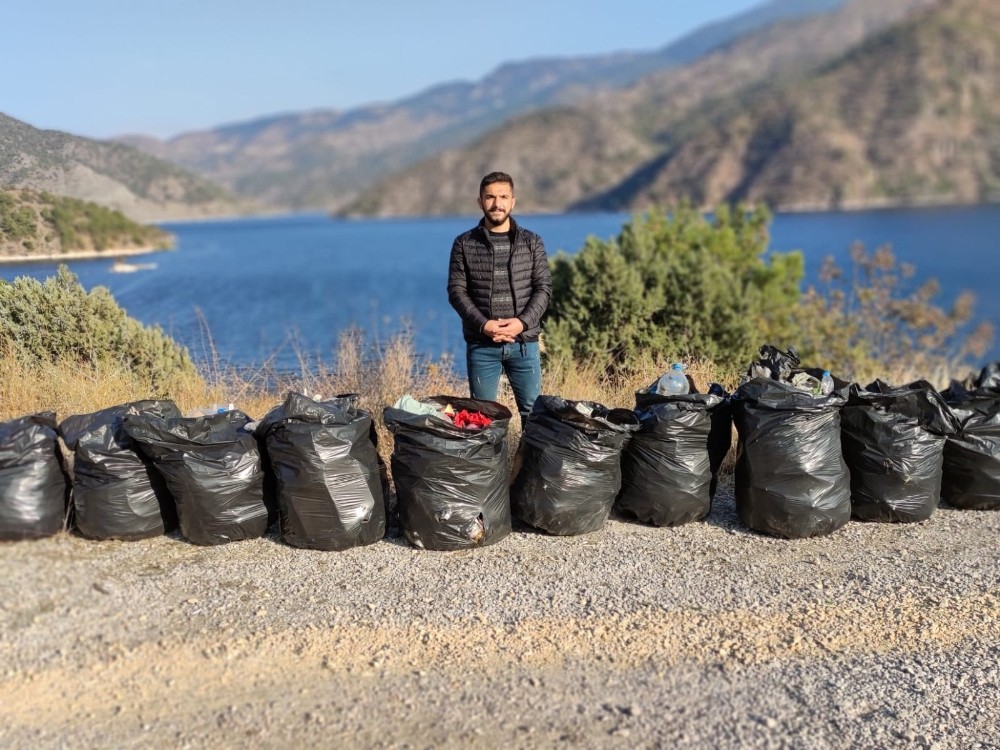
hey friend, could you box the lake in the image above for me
[2,204,998,374]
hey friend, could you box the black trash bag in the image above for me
[841,380,956,523]
[59,400,181,540]
[732,378,851,538]
[746,344,801,382]
[512,396,639,536]
[616,386,732,527]
[384,396,512,551]
[256,392,386,551]
[0,412,67,540]
[940,362,1000,510]
[122,410,268,545]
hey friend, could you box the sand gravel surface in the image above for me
[0,481,997,749]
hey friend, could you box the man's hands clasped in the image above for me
[483,318,525,343]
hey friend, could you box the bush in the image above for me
[794,243,994,385]
[0,192,38,243]
[545,203,804,372]
[0,265,198,390]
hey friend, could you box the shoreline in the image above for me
[0,245,168,266]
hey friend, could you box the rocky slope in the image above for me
[339,0,941,217]
[0,114,246,222]
[580,0,1000,212]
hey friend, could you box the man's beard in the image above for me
[483,208,510,228]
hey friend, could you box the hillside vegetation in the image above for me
[0,114,246,221]
[0,188,172,259]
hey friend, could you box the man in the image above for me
[447,171,552,425]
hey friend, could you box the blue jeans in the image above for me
[466,341,542,425]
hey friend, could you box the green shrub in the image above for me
[0,192,38,242]
[0,265,197,389]
[545,203,804,372]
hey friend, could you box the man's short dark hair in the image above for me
[480,171,514,196]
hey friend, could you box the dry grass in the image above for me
[5,328,970,481]
[0,332,742,477]
[0,350,206,423]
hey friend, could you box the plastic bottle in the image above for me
[655,363,690,396]
[819,371,834,396]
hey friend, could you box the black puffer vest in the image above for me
[447,217,552,344]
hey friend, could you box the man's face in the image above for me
[478,182,515,228]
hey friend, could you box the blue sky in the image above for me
[2,0,762,140]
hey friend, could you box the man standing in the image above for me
[448,171,552,425]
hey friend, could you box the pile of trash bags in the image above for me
[3,354,1000,551]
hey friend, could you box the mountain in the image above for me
[0,114,246,222]
[115,0,849,211]
[339,0,939,217]
[577,0,999,212]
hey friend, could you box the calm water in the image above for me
[3,205,998,373]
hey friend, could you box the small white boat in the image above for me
[110,259,158,273]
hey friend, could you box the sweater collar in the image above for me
[476,216,519,238]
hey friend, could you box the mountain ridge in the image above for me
[0,114,247,222]
[340,0,940,217]
[113,0,854,211]
[573,0,1000,213]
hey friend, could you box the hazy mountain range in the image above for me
[2,0,992,222]
[113,0,851,212]
[340,0,953,216]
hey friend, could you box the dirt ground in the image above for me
[1,482,998,749]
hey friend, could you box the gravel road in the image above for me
[1,480,997,749]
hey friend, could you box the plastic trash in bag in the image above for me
[0,412,67,540]
[384,396,512,550]
[256,392,386,550]
[512,396,639,536]
[122,410,268,545]
[616,385,732,527]
[745,344,801,383]
[940,362,1000,510]
[841,380,956,523]
[59,400,181,540]
[732,372,851,539]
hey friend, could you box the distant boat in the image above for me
[110,258,157,273]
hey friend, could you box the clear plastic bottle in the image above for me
[819,370,834,396]
[655,363,690,396]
